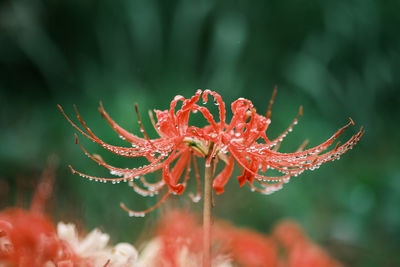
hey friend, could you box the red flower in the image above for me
[214,222,278,267]
[142,210,341,267]
[59,89,363,216]
[195,89,364,195]
[0,208,77,267]
[0,166,79,267]
[273,220,342,267]
[58,90,210,217]
[149,209,278,267]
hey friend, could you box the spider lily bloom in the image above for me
[58,90,219,217]
[59,90,363,217]
[189,90,365,195]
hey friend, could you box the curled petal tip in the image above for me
[299,106,303,116]
[349,117,355,125]
[213,186,224,195]
[237,175,246,187]
[172,184,185,195]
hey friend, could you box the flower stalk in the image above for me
[203,142,215,267]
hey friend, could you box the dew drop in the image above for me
[129,211,145,217]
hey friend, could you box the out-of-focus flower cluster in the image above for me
[0,208,76,267]
[0,208,138,267]
[57,222,137,267]
[138,210,342,267]
[0,163,138,267]
[0,208,341,267]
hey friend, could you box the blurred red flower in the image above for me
[141,210,341,267]
[0,162,138,267]
[0,165,79,267]
[273,220,342,267]
[0,208,78,267]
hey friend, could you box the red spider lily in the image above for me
[58,90,210,217]
[183,89,364,195]
[59,89,363,217]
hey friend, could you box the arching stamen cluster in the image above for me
[58,92,208,217]
[190,91,364,195]
[59,89,363,216]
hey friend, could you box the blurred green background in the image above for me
[0,0,399,266]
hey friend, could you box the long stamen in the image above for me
[73,133,169,177]
[148,109,163,136]
[57,105,96,142]
[140,176,165,190]
[135,103,157,150]
[98,101,145,144]
[68,149,184,183]
[189,153,201,203]
[266,86,277,119]
[248,180,284,195]
[268,105,303,148]
[296,139,309,152]
[120,191,171,217]
[128,180,163,197]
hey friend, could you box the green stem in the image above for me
[203,143,215,267]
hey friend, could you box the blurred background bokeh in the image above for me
[0,0,399,266]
